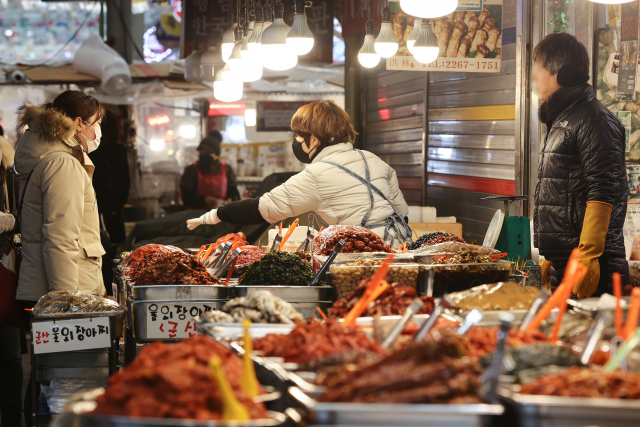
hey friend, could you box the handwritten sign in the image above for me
[387,57,501,73]
[32,317,111,354]
[146,303,216,339]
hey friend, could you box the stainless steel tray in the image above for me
[232,286,335,303]
[288,386,503,427]
[132,300,226,343]
[348,310,529,329]
[198,323,295,340]
[504,392,640,427]
[131,285,229,301]
[52,388,286,427]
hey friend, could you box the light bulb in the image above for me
[221,23,237,62]
[240,48,263,82]
[228,41,244,71]
[179,125,197,139]
[248,21,263,49]
[358,34,380,68]
[412,21,439,64]
[200,45,222,82]
[407,18,422,55]
[184,48,203,83]
[287,13,314,55]
[214,67,243,102]
[149,139,165,151]
[374,22,399,58]
[221,63,234,81]
[261,17,298,70]
[245,108,257,126]
[400,0,459,19]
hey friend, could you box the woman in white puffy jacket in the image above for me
[187,100,410,246]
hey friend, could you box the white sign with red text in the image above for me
[387,57,501,73]
[146,302,216,339]
[32,317,111,354]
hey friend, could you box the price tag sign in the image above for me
[146,303,216,339]
[32,317,111,354]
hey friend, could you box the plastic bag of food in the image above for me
[448,282,542,311]
[33,291,126,318]
[313,225,393,256]
[42,378,107,413]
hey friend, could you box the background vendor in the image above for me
[186,100,411,247]
[532,33,628,298]
[180,130,240,210]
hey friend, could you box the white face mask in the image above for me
[80,120,102,153]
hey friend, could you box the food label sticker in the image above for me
[32,317,111,354]
[146,303,216,339]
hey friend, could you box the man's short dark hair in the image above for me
[0,125,3,136]
[533,33,589,75]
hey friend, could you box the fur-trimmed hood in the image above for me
[14,104,93,177]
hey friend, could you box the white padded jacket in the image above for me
[258,143,409,244]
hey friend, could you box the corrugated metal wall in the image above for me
[364,0,518,244]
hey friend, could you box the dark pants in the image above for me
[0,321,23,427]
[550,255,630,297]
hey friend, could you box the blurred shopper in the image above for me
[532,33,628,298]
[180,130,240,210]
[88,111,130,293]
[186,101,411,247]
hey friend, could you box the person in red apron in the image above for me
[180,131,240,210]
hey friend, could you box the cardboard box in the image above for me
[409,223,463,238]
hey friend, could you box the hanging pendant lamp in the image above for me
[400,0,459,19]
[375,1,399,58]
[358,1,380,68]
[287,0,314,55]
[260,0,297,70]
[412,19,439,64]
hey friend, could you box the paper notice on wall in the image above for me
[386,0,502,73]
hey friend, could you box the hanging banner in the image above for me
[386,0,502,73]
[616,1,639,101]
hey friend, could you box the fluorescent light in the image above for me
[179,125,197,139]
[150,139,165,151]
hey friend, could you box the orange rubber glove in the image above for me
[574,201,613,298]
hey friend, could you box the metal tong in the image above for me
[308,240,344,287]
[213,248,242,279]
[519,290,550,331]
[381,298,423,349]
[207,242,232,273]
[298,213,318,253]
[413,294,453,342]
[270,232,282,252]
[203,244,224,268]
[482,312,515,403]
[580,311,613,365]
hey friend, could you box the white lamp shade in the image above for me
[248,22,263,48]
[222,23,237,62]
[184,50,203,83]
[245,108,257,126]
[413,46,439,64]
[200,46,222,82]
[260,44,298,70]
[287,14,314,55]
[179,125,197,139]
[227,41,244,71]
[358,34,381,68]
[214,79,244,102]
[407,18,422,55]
[400,0,459,19]
[221,63,234,81]
[412,22,439,64]
[374,22,399,58]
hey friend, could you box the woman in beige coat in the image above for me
[14,91,106,303]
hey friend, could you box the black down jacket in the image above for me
[534,84,627,262]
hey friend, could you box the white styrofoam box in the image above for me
[408,206,422,223]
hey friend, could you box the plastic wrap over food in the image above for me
[42,378,107,413]
[313,225,393,255]
[449,282,542,311]
[33,291,126,318]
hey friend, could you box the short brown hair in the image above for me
[533,33,589,75]
[290,100,357,145]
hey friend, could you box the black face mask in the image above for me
[198,153,215,169]
[292,138,324,164]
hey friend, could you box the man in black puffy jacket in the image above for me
[533,33,628,297]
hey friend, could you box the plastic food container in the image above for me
[330,260,423,299]
[421,260,511,297]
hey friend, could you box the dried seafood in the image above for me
[200,291,304,324]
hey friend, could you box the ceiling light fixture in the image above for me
[239,1,263,82]
[214,66,244,102]
[412,19,439,64]
[374,1,399,58]
[287,0,314,55]
[407,17,422,55]
[228,1,246,72]
[247,0,264,50]
[400,0,459,19]
[358,0,380,68]
[221,2,238,62]
[260,0,298,70]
